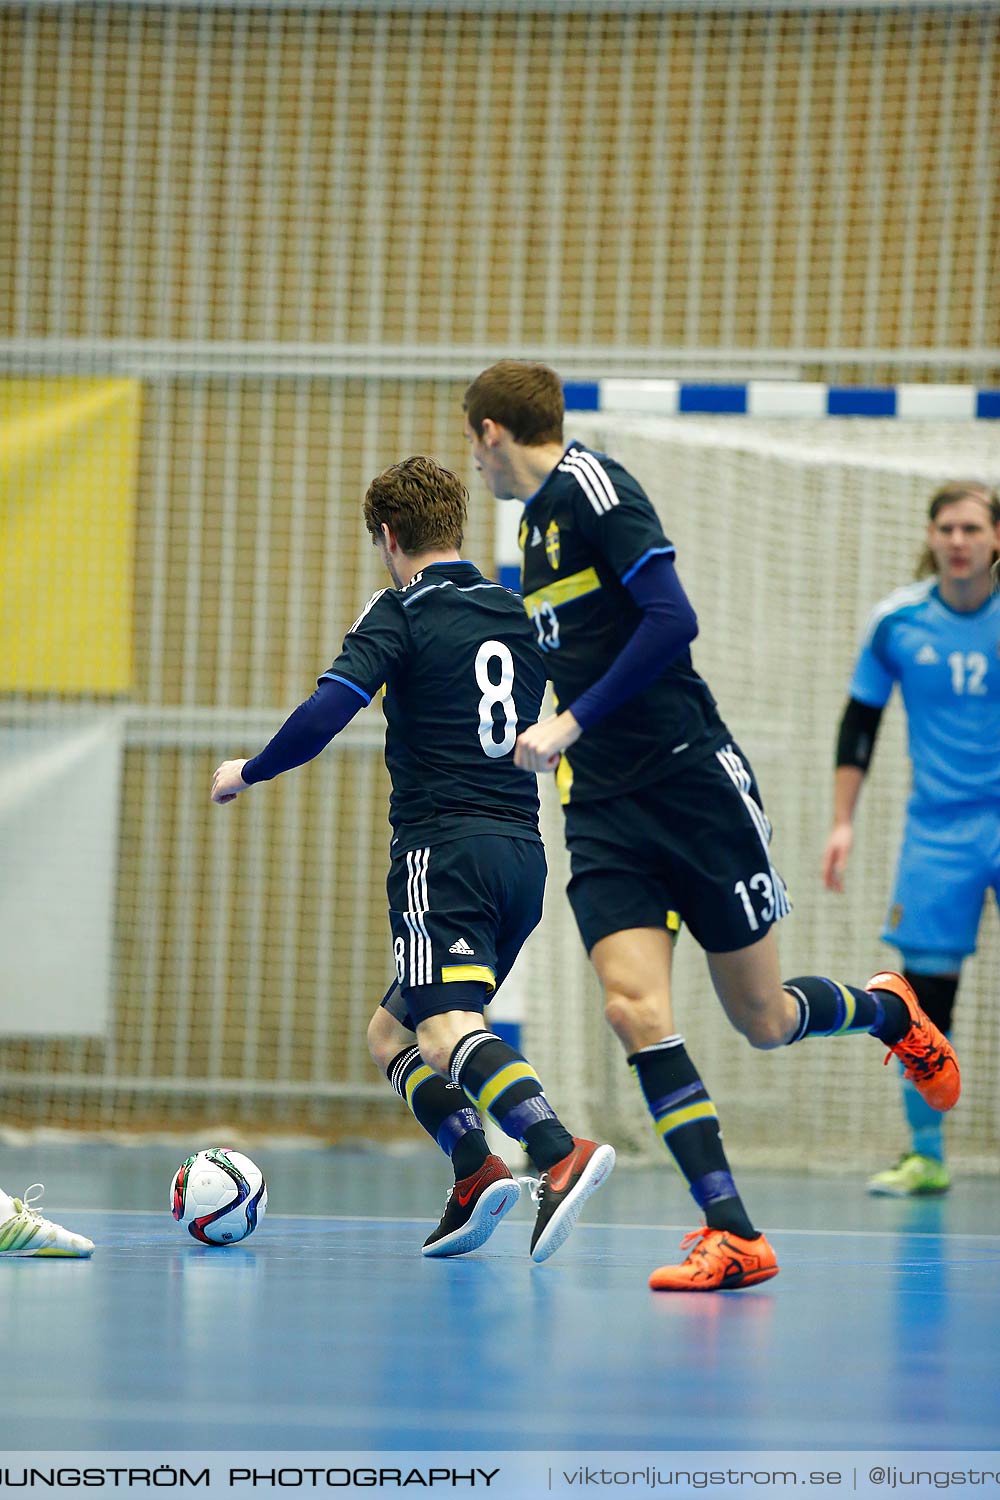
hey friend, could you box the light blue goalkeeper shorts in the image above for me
[882,801,1000,970]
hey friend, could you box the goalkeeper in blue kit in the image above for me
[823,480,1000,1196]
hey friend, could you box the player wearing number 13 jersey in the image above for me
[463,360,961,1292]
[518,440,729,805]
[210,456,614,1261]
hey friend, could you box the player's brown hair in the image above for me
[364,456,466,555]
[916,480,1000,578]
[463,360,565,446]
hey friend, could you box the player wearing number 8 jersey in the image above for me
[463,360,961,1292]
[211,456,614,1261]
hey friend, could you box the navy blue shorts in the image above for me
[564,742,791,954]
[381,834,546,1029]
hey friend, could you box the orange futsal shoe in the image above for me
[868,970,961,1112]
[649,1226,779,1292]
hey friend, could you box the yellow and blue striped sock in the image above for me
[630,1035,756,1239]
[449,1030,574,1172]
[387,1045,490,1179]
[784,975,908,1043]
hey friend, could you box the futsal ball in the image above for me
[170,1148,267,1245]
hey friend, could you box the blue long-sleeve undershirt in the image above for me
[568,552,698,732]
[241,676,368,784]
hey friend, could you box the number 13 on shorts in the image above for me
[734,872,780,933]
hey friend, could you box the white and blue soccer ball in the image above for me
[170,1148,267,1245]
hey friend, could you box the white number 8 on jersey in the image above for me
[475,641,518,758]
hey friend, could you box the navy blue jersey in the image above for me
[323,561,546,851]
[518,443,729,803]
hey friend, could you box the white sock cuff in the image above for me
[448,1028,494,1085]
[633,1034,685,1056]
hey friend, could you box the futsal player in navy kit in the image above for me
[462,359,961,1291]
[212,456,614,1261]
[823,481,1000,1196]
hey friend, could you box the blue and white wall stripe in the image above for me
[495,377,999,591]
[563,379,1000,420]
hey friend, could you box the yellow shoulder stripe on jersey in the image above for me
[522,566,601,615]
[666,910,681,933]
[441,964,496,990]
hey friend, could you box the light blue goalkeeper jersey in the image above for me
[849,578,1000,811]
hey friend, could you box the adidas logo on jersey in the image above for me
[529,527,543,546]
[916,644,940,665]
[448,938,476,955]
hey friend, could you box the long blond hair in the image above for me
[915,480,1000,579]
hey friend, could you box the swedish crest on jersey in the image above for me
[545,520,561,570]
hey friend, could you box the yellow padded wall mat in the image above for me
[0,378,140,693]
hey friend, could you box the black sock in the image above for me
[903,971,958,1034]
[783,975,909,1045]
[451,1130,492,1179]
[448,1030,574,1172]
[387,1046,490,1178]
[630,1035,757,1239]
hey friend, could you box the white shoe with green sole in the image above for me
[867,1153,950,1197]
[0,1185,95,1257]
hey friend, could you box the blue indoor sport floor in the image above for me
[1,1142,998,1455]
